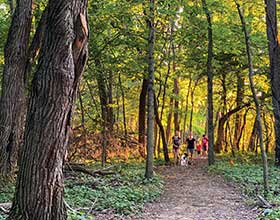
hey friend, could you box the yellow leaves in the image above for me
[277,34,280,44]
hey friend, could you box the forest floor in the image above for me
[138,157,258,220]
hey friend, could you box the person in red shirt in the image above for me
[196,140,202,157]
[202,134,209,157]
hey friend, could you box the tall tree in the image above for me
[264,0,280,166]
[235,0,268,195]
[7,0,88,218]
[145,0,155,179]
[0,0,33,175]
[202,0,214,165]
[138,78,148,146]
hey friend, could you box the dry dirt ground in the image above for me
[139,157,258,220]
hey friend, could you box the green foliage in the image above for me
[65,163,163,218]
[208,155,280,220]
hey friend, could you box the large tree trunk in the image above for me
[0,0,33,175]
[7,0,88,219]
[236,0,268,195]
[202,0,214,165]
[264,0,280,166]
[145,0,155,179]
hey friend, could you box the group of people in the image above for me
[172,131,208,165]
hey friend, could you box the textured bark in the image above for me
[0,0,33,174]
[202,0,214,165]
[25,7,48,84]
[145,0,155,179]
[236,0,268,194]
[7,0,88,219]
[264,0,280,166]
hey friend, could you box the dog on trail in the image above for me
[180,153,189,166]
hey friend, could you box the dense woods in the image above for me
[0,0,279,219]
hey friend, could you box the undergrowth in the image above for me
[0,162,163,220]
[208,153,280,220]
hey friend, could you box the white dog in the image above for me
[180,153,189,166]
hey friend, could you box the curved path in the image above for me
[139,158,257,220]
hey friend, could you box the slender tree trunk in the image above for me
[7,0,88,218]
[119,72,127,137]
[189,79,199,133]
[166,97,173,144]
[0,0,33,175]
[236,0,268,195]
[154,94,170,163]
[183,78,192,135]
[234,74,244,151]
[145,0,155,179]
[138,78,148,144]
[215,104,249,153]
[108,71,114,131]
[264,0,280,166]
[248,115,258,151]
[202,0,214,165]
[78,90,87,148]
[173,78,180,132]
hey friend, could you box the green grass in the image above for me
[0,163,163,220]
[208,154,280,220]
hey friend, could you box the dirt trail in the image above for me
[139,158,257,220]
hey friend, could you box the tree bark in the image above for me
[0,0,33,175]
[215,104,250,153]
[189,78,199,133]
[166,97,173,144]
[145,0,155,179]
[202,0,214,165]
[264,0,280,166]
[183,78,192,136]
[248,115,258,151]
[154,94,170,163]
[119,72,127,137]
[138,78,148,144]
[7,0,88,219]
[236,0,268,195]
[234,74,244,151]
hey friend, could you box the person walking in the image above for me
[186,132,196,159]
[172,131,181,165]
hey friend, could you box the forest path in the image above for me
[139,157,257,220]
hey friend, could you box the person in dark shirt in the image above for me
[172,131,181,166]
[186,133,196,159]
